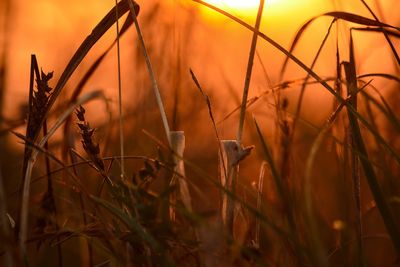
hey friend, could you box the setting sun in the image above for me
[203,0,281,9]
[198,0,293,19]
[204,0,260,9]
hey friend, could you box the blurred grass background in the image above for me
[0,0,400,266]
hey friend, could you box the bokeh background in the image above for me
[1,0,400,266]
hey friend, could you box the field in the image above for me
[0,0,400,266]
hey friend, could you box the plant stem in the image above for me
[237,0,265,144]
[128,0,171,147]
[115,0,125,180]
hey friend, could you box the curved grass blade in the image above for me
[61,13,134,180]
[19,2,140,239]
[304,127,330,267]
[325,11,399,29]
[353,27,400,39]
[192,0,400,168]
[280,11,399,78]
[69,12,134,103]
[358,73,400,83]
[31,0,140,147]
[359,0,400,66]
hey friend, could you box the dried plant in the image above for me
[76,105,105,172]
[3,0,400,266]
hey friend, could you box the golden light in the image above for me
[199,0,287,19]
[203,0,281,9]
[204,0,260,9]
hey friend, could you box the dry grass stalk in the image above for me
[114,0,125,181]
[253,161,266,249]
[128,0,171,147]
[19,90,102,255]
[169,131,193,221]
[237,0,265,144]
[344,59,363,263]
[20,58,62,264]
[219,140,253,237]
[76,106,105,172]
[219,141,238,237]
[22,56,52,188]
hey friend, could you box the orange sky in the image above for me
[2,0,399,133]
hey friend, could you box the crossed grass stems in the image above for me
[2,0,400,266]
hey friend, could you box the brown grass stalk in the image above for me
[237,0,265,144]
[128,0,172,146]
[115,0,125,181]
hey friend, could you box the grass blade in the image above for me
[345,35,364,265]
[115,0,125,181]
[237,0,265,144]
[193,0,400,167]
[30,0,140,147]
[359,0,400,66]
[128,0,171,147]
[280,11,399,78]
[344,35,400,255]
[253,117,305,262]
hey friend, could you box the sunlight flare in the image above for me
[203,0,280,9]
[200,0,283,19]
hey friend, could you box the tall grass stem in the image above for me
[237,0,265,144]
[115,0,125,180]
[128,0,171,147]
[254,161,266,249]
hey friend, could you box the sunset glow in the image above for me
[3,0,400,265]
[199,0,295,19]
[204,0,261,9]
[202,0,283,9]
